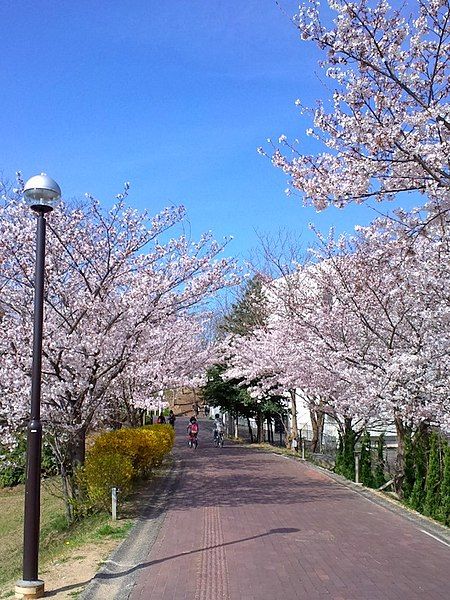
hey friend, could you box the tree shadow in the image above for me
[45,526,301,595]
[45,420,347,597]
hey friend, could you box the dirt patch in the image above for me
[0,533,128,599]
[40,539,122,599]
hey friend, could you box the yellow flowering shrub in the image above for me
[80,450,134,511]
[82,424,175,510]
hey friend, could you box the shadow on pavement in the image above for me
[45,527,301,595]
[94,527,300,582]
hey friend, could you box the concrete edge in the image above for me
[79,454,183,600]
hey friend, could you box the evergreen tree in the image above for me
[215,275,285,443]
[219,275,269,337]
[335,420,356,480]
[359,431,373,487]
[409,431,429,512]
[438,442,450,526]
[401,433,415,501]
[423,432,441,519]
[202,364,242,412]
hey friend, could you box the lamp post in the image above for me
[15,174,61,600]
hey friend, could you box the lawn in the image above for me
[0,477,131,592]
[0,478,66,586]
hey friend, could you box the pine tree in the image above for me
[359,431,373,487]
[401,433,415,501]
[219,276,269,337]
[423,432,441,518]
[409,431,429,512]
[335,420,356,481]
[438,442,450,526]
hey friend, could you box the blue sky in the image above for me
[2,0,419,261]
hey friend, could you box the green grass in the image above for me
[0,456,174,597]
[0,477,133,593]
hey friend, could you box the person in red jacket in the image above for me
[187,416,199,447]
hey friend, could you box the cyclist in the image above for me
[213,414,224,445]
[187,416,199,447]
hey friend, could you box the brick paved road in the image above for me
[129,419,450,600]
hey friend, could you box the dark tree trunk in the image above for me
[310,408,325,453]
[256,410,264,443]
[267,417,273,444]
[246,417,254,443]
[56,426,87,523]
[72,427,86,466]
[394,414,407,496]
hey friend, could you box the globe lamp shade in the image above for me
[23,173,61,212]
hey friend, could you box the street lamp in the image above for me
[15,174,61,600]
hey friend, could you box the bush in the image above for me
[79,451,134,511]
[335,427,356,480]
[423,432,441,519]
[0,433,58,488]
[408,430,429,512]
[82,424,174,511]
[438,442,450,526]
[401,433,415,501]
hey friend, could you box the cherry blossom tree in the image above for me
[245,0,450,487]
[0,186,237,516]
[221,266,373,452]
[264,0,450,211]
[113,311,217,426]
[222,206,449,488]
[311,211,450,489]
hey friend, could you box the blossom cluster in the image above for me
[271,0,450,211]
[0,193,238,460]
[221,204,450,435]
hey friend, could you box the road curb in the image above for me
[266,446,450,547]
[79,454,183,600]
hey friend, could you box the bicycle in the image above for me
[188,433,198,449]
[214,431,224,448]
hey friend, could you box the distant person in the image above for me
[213,413,224,441]
[187,416,199,448]
[192,401,200,418]
[168,410,176,428]
[204,404,210,417]
[156,413,166,424]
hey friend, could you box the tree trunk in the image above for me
[234,412,239,439]
[267,416,273,444]
[310,407,325,453]
[60,464,75,523]
[73,427,86,466]
[246,417,254,443]
[59,427,87,523]
[394,414,407,496]
[256,410,264,443]
[289,390,299,439]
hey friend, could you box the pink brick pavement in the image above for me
[129,419,450,600]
